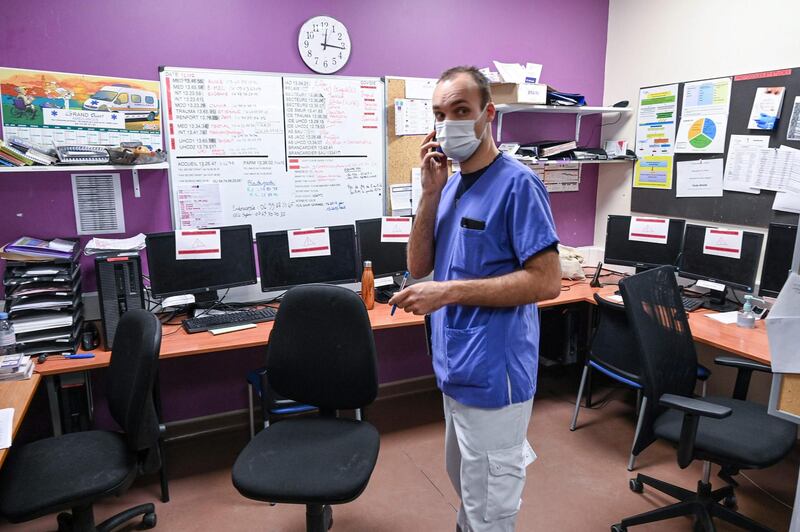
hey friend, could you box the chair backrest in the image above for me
[266,284,378,411]
[105,309,162,454]
[590,293,640,379]
[619,266,698,454]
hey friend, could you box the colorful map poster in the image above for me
[0,67,162,150]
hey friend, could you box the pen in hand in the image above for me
[390,272,410,316]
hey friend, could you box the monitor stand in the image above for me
[375,283,400,304]
[374,274,404,304]
[188,290,219,317]
[702,287,738,312]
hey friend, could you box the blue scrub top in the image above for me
[430,154,559,408]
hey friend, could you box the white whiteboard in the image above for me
[159,66,385,234]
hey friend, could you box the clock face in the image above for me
[298,16,351,74]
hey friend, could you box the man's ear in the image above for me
[485,101,496,123]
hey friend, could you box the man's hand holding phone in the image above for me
[419,130,448,197]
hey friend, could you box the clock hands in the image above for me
[320,29,345,51]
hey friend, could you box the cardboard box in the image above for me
[490,82,547,105]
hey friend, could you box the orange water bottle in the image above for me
[361,260,375,310]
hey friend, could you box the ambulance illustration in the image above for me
[83,84,159,121]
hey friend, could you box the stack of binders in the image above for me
[3,243,83,356]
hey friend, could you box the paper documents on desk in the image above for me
[0,408,13,450]
[84,233,146,255]
[766,272,800,373]
[705,311,738,325]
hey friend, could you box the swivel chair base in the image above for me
[612,475,772,532]
[56,503,156,532]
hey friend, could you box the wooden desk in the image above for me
[591,291,771,366]
[30,278,771,436]
[0,374,41,468]
[687,310,770,365]
[37,280,768,374]
[36,302,426,376]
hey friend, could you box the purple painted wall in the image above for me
[0,0,609,287]
[1,0,609,433]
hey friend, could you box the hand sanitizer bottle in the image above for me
[737,295,764,328]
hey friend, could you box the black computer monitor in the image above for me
[679,224,763,310]
[256,225,358,292]
[759,222,797,298]
[356,218,408,277]
[145,225,257,303]
[604,215,686,270]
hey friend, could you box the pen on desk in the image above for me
[63,353,95,359]
[390,271,410,316]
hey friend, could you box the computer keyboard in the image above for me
[681,296,703,312]
[183,307,278,333]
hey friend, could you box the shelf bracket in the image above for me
[575,114,582,144]
[132,167,141,198]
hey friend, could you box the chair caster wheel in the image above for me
[139,512,157,529]
[629,478,644,493]
[611,524,626,532]
[57,512,73,532]
[723,494,737,509]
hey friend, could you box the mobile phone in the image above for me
[431,133,444,154]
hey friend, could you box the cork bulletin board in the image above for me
[386,77,425,212]
[385,76,452,213]
[778,374,800,417]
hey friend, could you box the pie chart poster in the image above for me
[675,114,727,153]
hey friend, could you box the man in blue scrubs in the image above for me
[389,66,561,531]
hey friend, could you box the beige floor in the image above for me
[3,373,797,531]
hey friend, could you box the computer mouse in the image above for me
[37,354,47,364]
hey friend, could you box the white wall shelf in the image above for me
[514,157,635,167]
[495,103,633,143]
[0,162,168,173]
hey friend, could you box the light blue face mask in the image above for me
[434,105,488,162]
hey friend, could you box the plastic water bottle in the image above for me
[0,312,16,358]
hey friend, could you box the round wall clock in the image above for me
[298,16,351,74]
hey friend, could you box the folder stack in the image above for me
[3,241,84,356]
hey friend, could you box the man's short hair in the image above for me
[437,66,491,108]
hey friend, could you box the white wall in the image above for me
[596,0,800,248]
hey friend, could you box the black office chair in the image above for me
[245,367,317,438]
[0,309,164,532]
[570,293,710,470]
[232,284,380,532]
[611,267,796,532]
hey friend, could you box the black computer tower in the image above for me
[95,254,146,349]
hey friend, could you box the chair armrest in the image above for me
[659,394,732,469]
[714,356,771,373]
[659,394,732,419]
[714,356,771,401]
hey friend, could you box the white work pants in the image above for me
[444,394,536,532]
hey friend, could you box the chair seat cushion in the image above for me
[232,417,380,504]
[654,395,797,468]
[0,430,136,522]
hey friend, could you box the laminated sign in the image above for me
[288,228,331,259]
